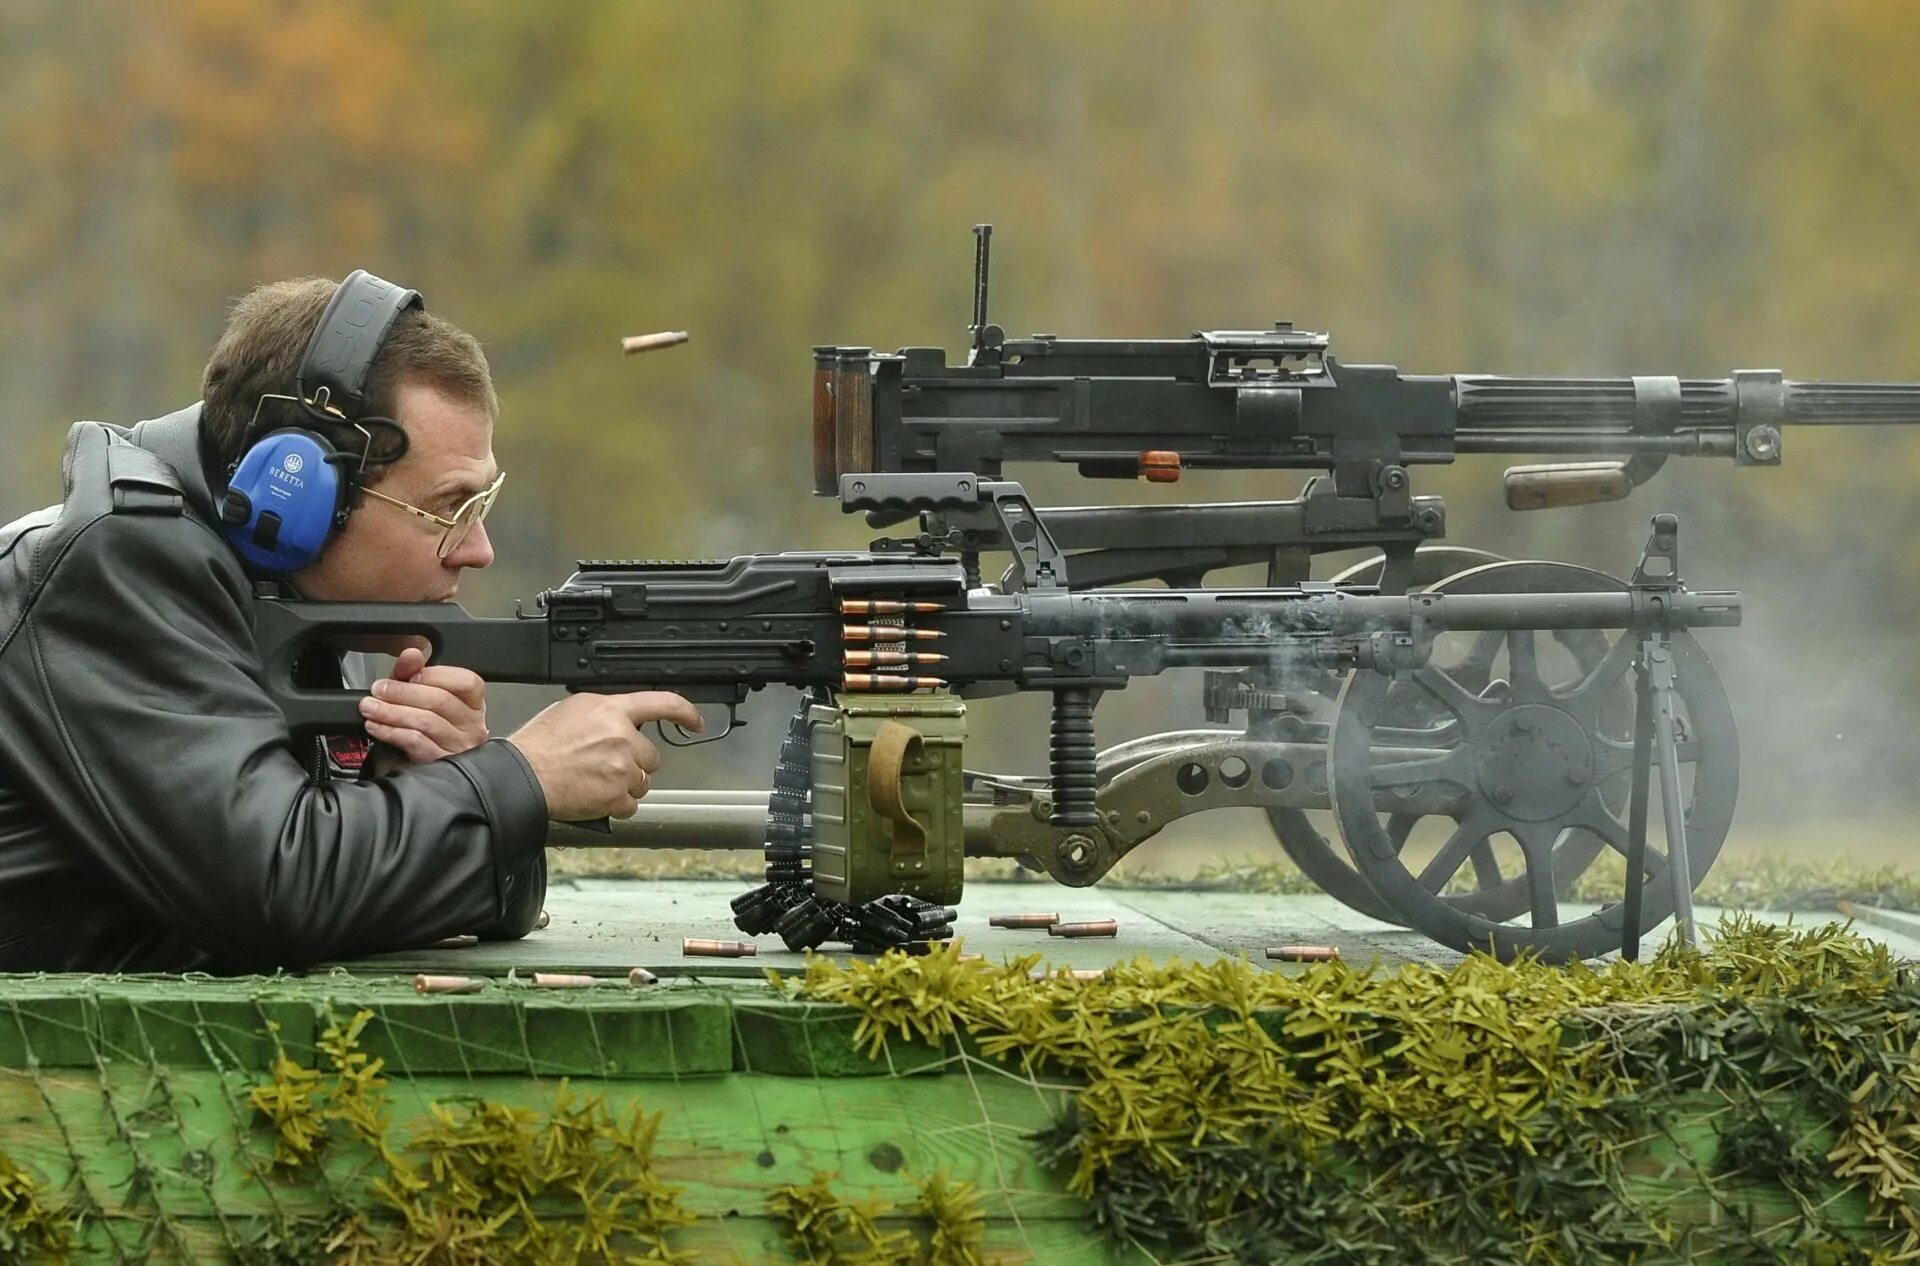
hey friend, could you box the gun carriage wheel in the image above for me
[1258,546,1619,923]
[1258,546,1500,919]
[1326,561,1739,961]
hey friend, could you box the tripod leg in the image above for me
[1647,641,1698,949]
[1621,639,1656,961]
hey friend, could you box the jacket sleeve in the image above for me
[0,506,551,971]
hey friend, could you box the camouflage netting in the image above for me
[0,916,1916,1263]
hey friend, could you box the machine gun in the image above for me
[811,225,1920,593]
[255,472,1738,962]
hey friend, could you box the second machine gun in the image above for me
[623,226,1920,962]
[256,474,1738,962]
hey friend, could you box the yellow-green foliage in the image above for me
[1566,850,1920,913]
[909,1170,990,1266]
[0,1144,71,1262]
[1164,850,1920,913]
[768,1171,916,1266]
[783,919,1920,1263]
[766,1169,992,1266]
[250,1009,696,1265]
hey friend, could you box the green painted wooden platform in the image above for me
[337,876,1920,978]
[1,880,1913,1262]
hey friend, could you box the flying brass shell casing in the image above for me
[839,599,945,616]
[842,625,945,643]
[430,934,479,950]
[1048,920,1118,938]
[620,330,689,354]
[988,913,1061,929]
[842,672,946,692]
[413,974,483,995]
[532,972,598,988]
[1029,967,1105,981]
[684,938,757,958]
[842,649,948,668]
[628,967,660,987]
[955,953,985,964]
[1265,944,1340,962]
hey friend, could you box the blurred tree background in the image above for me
[2,0,1916,837]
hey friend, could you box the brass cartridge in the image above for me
[1265,945,1341,962]
[413,974,483,995]
[988,913,1061,929]
[842,625,946,643]
[1048,920,1118,939]
[683,938,757,958]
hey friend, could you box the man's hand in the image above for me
[506,692,703,821]
[358,646,489,766]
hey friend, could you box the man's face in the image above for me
[291,378,498,603]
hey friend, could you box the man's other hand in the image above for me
[358,646,490,765]
[506,691,703,821]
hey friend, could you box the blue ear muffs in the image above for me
[217,269,424,573]
[220,428,350,571]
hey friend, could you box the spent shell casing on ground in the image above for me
[620,330,689,354]
[842,673,946,692]
[839,599,945,616]
[842,649,949,668]
[531,972,598,988]
[536,910,551,930]
[628,967,660,987]
[430,934,479,950]
[683,938,757,958]
[1265,945,1341,962]
[1048,920,1118,938]
[841,625,946,643]
[989,913,1062,929]
[413,974,483,995]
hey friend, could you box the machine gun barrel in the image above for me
[1453,373,1920,456]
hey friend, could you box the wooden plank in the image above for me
[730,996,955,1078]
[331,879,1230,977]
[0,1066,1886,1234]
[51,1213,1149,1264]
[0,1066,1082,1223]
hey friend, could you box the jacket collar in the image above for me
[126,403,220,528]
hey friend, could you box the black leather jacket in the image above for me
[0,406,549,972]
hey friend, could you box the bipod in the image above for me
[1621,514,1698,960]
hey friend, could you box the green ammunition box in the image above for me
[808,691,967,905]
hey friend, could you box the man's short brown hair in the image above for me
[200,276,498,484]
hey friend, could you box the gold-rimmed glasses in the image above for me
[359,471,505,558]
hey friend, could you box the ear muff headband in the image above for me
[222,269,426,572]
[297,269,423,420]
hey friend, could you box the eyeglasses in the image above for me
[359,471,506,558]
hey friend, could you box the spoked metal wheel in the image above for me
[1262,545,1561,923]
[1328,562,1739,962]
